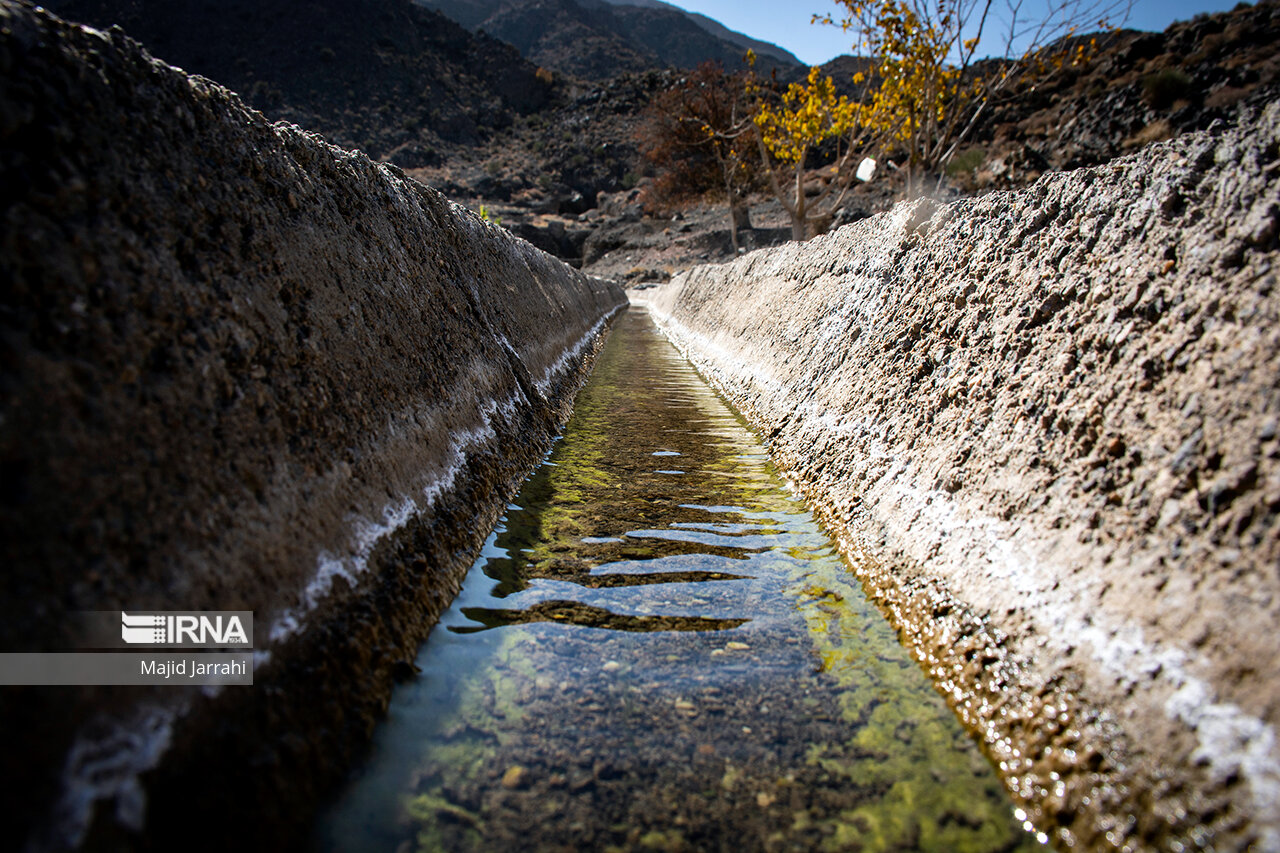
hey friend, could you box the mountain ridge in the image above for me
[597,0,803,68]
[419,0,800,79]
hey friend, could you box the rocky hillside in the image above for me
[951,0,1280,188]
[44,0,556,162]
[421,0,800,79]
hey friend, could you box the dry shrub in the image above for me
[1122,119,1173,150]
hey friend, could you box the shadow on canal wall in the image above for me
[636,103,1280,851]
[0,2,624,848]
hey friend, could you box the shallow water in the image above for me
[314,308,1036,852]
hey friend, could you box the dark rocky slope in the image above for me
[0,1,623,848]
[44,0,555,162]
[638,102,1280,851]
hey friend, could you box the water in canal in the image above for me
[314,308,1036,852]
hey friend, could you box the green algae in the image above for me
[777,554,1033,851]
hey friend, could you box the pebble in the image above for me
[501,765,526,789]
[602,660,621,672]
[726,642,750,651]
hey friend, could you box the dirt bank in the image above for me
[0,1,624,848]
[637,104,1280,850]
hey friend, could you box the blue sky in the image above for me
[666,0,1246,65]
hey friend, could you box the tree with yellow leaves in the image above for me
[749,54,869,240]
[818,0,1130,197]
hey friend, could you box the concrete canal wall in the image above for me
[637,103,1280,851]
[0,2,624,847]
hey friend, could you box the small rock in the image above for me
[726,641,750,651]
[501,765,526,789]
[602,660,621,672]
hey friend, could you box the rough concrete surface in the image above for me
[637,103,1280,850]
[0,1,624,848]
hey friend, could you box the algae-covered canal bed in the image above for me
[315,308,1038,852]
